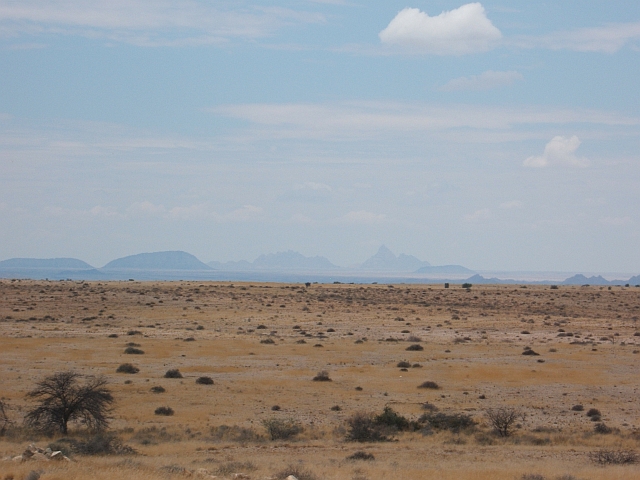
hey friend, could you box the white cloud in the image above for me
[524,136,589,168]
[339,210,386,224]
[127,201,166,217]
[225,204,263,221]
[464,208,491,222]
[513,22,640,54]
[211,102,638,141]
[441,70,523,92]
[0,1,325,46]
[499,200,522,209]
[379,3,502,55]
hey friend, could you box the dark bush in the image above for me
[116,363,139,374]
[127,330,142,336]
[594,423,613,434]
[421,402,438,412]
[154,406,174,416]
[346,451,375,461]
[571,404,584,411]
[312,370,332,382]
[345,412,390,442]
[216,461,257,476]
[374,406,411,431]
[271,405,281,411]
[406,344,424,351]
[51,433,136,456]
[150,386,165,393]
[397,361,411,368]
[260,338,275,344]
[586,408,601,417]
[124,347,144,355]
[462,283,472,289]
[0,400,13,436]
[330,405,341,411]
[107,334,118,338]
[164,369,183,379]
[195,376,214,385]
[419,412,476,433]
[418,381,439,389]
[262,418,303,440]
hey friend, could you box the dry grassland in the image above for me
[1,279,639,479]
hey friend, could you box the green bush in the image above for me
[419,412,476,433]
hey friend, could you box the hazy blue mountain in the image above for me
[0,257,94,269]
[102,251,212,270]
[208,260,254,271]
[562,274,611,285]
[360,245,430,272]
[415,265,475,274]
[628,275,640,285]
[252,250,339,270]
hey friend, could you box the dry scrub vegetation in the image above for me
[1,279,640,479]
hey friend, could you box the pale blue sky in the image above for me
[1,1,639,272]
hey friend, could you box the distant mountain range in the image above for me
[1,249,638,285]
[103,251,211,271]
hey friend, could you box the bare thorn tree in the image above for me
[25,371,114,435]
[485,407,524,437]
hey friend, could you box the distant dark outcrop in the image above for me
[102,251,211,270]
[0,258,94,269]
[360,246,430,272]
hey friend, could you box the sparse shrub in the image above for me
[116,363,139,374]
[127,330,142,336]
[216,461,257,475]
[260,338,275,344]
[262,418,303,440]
[150,386,165,393]
[419,412,476,433]
[421,402,438,412]
[124,347,144,355]
[486,407,524,437]
[586,408,601,417]
[571,404,584,411]
[195,376,214,385]
[594,422,613,434]
[346,451,375,461]
[52,432,136,455]
[406,344,424,351]
[330,405,341,411]
[108,334,118,338]
[164,369,183,379]
[590,449,638,465]
[154,406,174,416]
[462,283,472,289]
[271,405,281,411]
[0,400,14,436]
[312,370,332,381]
[374,406,411,431]
[397,361,411,368]
[418,381,439,389]
[208,424,262,443]
[521,475,545,480]
[345,412,390,442]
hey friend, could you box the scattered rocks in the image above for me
[4,444,71,464]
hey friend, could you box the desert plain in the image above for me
[1,279,639,480]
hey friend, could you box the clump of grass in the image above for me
[124,347,144,355]
[346,451,375,461]
[262,418,303,440]
[274,465,318,480]
[260,338,275,344]
[397,361,411,368]
[208,425,262,443]
[116,363,139,374]
[164,369,183,379]
[150,386,165,393]
[195,376,214,385]
[419,412,476,433]
[154,406,174,416]
[418,381,439,389]
[216,461,257,475]
[312,370,332,381]
[590,449,637,465]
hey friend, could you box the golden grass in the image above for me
[1,280,639,479]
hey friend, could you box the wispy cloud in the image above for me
[379,3,501,55]
[524,135,589,168]
[441,70,523,91]
[464,208,491,222]
[512,21,640,53]
[0,1,325,46]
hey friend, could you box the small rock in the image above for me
[12,454,23,462]
[285,476,299,480]
[31,453,49,462]
[50,451,70,462]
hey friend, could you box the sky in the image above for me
[0,1,639,273]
